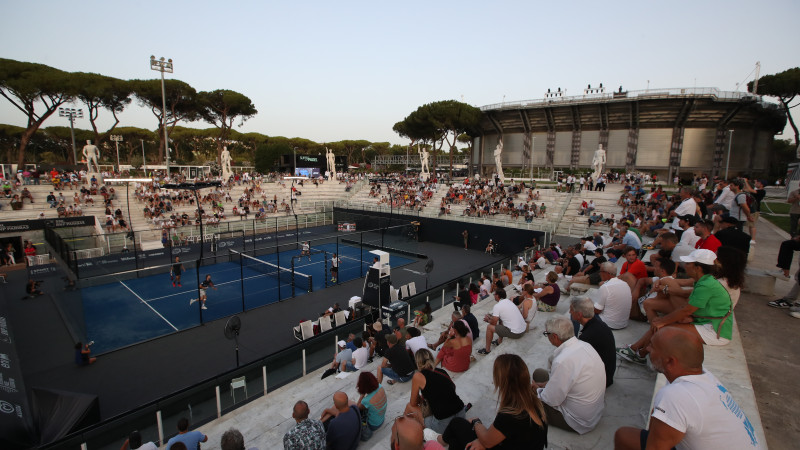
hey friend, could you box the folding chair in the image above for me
[390,288,399,302]
[334,311,347,327]
[400,284,410,299]
[293,320,314,341]
[319,316,333,333]
[230,376,247,403]
[407,282,417,296]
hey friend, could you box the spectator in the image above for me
[460,304,480,340]
[617,250,735,365]
[441,354,548,450]
[283,400,325,450]
[389,409,444,450]
[329,340,353,372]
[120,430,157,450]
[413,303,432,327]
[219,428,245,450]
[408,349,466,433]
[377,334,415,385]
[668,187,697,237]
[570,297,616,387]
[350,337,369,371]
[716,216,752,254]
[694,219,721,253]
[435,321,472,373]
[743,178,766,241]
[74,341,96,365]
[532,271,561,312]
[320,392,361,450]
[405,327,433,357]
[614,328,762,449]
[478,289,527,355]
[728,179,752,230]
[534,316,606,434]
[356,372,387,441]
[165,417,207,450]
[617,246,648,292]
[671,214,700,262]
[591,262,632,329]
[566,248,606,288]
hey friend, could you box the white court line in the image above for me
[120,281,179,331]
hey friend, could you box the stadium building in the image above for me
[472,86,786,180]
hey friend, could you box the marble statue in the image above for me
[221,146,232,180]
[591,144,606,179]
[82,140,100,173]
[418,144,430,180]
[326,147,336,180]
[494,139,504,183]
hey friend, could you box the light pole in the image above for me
[110,135,123,173]
[530,136,536,180]
[58,107,83,165]
[150,55,173,177]
[293,146,298,176]
[725,130,734,179]
[141,139,147,174]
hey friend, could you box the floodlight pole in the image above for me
[725,130,734,180]
[59,108,83,165]
[529,137,536,181]
[141,140,147,174]
[150,56,174,178]
[110,135,123,172]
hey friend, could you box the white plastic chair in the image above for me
[319,316,333,333]
[334,311,347,327]
[407,282,416,296]
[230,376,247,403]
[293,320,314,341]
[400,284,410,299]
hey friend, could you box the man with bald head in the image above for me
[390,408,445,450]
[320,391,361,450]
[283,400,325,450]
[614,328,762,449]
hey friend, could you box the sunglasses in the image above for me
[542,331,554,337]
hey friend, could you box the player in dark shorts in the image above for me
[331,253,340,283]
[190,274,216,310]
[171,256,185,287]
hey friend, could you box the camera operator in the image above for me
[26,279,43,297]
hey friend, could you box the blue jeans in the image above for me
[361,421,381,441]
[381,367,413,383]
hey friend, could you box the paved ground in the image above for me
[736,218,800,450]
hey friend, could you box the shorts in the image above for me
[694,323,730,346]
[381,367,413,382]
[747,211,759,228]
[199,288,207,299]
[495,323,526,339]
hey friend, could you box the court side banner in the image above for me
[0,216,96,233]
[0,302,35,447]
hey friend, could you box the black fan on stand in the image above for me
[424,259,434,289]
[224,315,242,367]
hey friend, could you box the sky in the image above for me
[1,0,798,146]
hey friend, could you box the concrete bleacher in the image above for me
[556,188,624,237]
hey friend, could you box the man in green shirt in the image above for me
[616,249,732,365]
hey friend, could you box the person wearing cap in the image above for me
[330,340,354,372]
[617,249,734,365]
[693,219,721,253]
[716,216,752,254]
[377,333,416,385]
[668,187,697,239]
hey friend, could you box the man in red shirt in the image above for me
[693,219,721,254]
[618,246,648,292]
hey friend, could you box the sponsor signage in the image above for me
[0,216,96,233]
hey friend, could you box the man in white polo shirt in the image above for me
[591,262,631,329]
[478,289,527,355]
[669,187,697,239]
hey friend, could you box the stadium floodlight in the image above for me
[58,107,83,165]
[110,135,123,172]
[150,55,173,177]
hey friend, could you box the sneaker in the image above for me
[190,298,197,305]
[767,299,793,308]
[767,269,790,281]
[201,305,208,310]
[491,339,501,346]
[790,311,800,319]
[616,346,647,365]
[789,304,800,313]
[477,348,490,355]
[172,282,176,287]
[177,283,182,287]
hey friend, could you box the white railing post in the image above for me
[302,349,307,376]
[263,366,268,396]
[215,385,221,418]
[81,443,88,450]
[157,410,164,446]
[441,288,445,309]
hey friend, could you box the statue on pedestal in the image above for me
[326,147,336,180]
[221,146,232,180]
[494,139,504,183]
[418,144,430,180]
[82,140,100,174]
[591,144,606,179]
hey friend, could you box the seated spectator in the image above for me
[284,401,325,450]
[532,271,561,312]
[534,316,605,434]
[617,250,735,365]
[348,337,369,371]
[429,311,473,350]
[435,321,472,373]
[694,219,721,253]
[413,302,432,327]
[390,408,445,450]
[220,428,245,450]
[617,246,648,292]
[566,248,606,289]
[590,262,632,329]
[614,328,763,449]
[715,216,752,255]
[165,417,207,450]
[632,258,685,322]
[320,392,361,449]
[405,327,433,357]
[517,286,536,328]
[478,289,527,355]
[441,354,548,450]
[377,334,415,385]
[460,303,480,340]
[74,341,96,365]
[355,372,387,441]
[330,340,353,372]
[570,297,616,387]
[408,349,467,433]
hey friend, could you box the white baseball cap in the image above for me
[679,249,717,265]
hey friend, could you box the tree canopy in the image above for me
[749,67,800,151]
[74,72,133,148]
[198,89,257,161]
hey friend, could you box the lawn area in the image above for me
[761,201,791,233]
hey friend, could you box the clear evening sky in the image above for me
[1,0,798,146]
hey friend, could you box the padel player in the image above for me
[171,256,185,287]
[191,274,216,310]
[331,253,340,283]
[301,241,311,261]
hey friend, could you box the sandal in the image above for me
[477,348,490,355]
[387,380,396,385]
[767,299,793,308]
[491,339,501,346]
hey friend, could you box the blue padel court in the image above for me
[81,243,415,353]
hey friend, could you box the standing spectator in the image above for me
[284,400,325,450]
[320,392,361,450]
[165,417,207,450]
[728,179,752,231]
[570,297,616,387]
[534,316,606,434]
[478,289,527,355]
[356,372,387,442]
[743,179,767,241]
[783,182,799,236]
[614,328,762,449]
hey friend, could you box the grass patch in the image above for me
[761,201,792,233]
[762,201,790,214]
